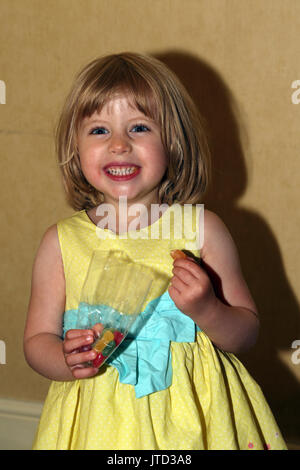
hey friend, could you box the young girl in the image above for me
[24,52,287,450]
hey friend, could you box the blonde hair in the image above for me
[56,52,211,210]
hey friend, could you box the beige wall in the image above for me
[0,0,299,436]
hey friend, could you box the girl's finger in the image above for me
[65,348,97,367]
[63,334,94,354]
[65,328,95,340]
[92,323,104,338]
[72,366,99,380]
[168,284,180,297]
[172,266,197,285]
[169,275,188,293]
[173,259,203,280]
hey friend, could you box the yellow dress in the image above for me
[32,204,287,450]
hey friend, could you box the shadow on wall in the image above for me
[154,50,300,437]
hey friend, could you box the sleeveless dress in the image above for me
[32,204,287,450]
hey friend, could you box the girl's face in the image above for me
[77,94,168,208]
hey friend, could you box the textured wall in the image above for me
[0,0,299,436]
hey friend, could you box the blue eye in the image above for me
[131,124,150,132]
[90,127,108,135]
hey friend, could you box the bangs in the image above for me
[75,59,161,131]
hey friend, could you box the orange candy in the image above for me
[170,250,187,260]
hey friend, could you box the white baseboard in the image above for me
[0,398,43,450]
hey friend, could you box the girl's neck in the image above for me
[86,195,169,234]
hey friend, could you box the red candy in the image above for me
[114,330,124,345]
[93,352,106,368]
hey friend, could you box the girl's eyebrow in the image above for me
[81,115,155,129]
[81,118,108,127]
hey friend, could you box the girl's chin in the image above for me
[103,191,159,206]
[99,183,161,206]
[104,195,143,205]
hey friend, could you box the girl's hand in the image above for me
[168,254,218,323]
[63,329,99,379]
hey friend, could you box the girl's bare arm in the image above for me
[24,225,97,381]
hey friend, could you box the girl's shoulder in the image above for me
[33,224,63,275]
[38,223,60,254]
[202,209,234,252]
[25,223,66,344]
[201,208,258,315]
[201,208,241,275]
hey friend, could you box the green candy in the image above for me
[102,339,116,357]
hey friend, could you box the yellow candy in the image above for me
[93,329,115,353]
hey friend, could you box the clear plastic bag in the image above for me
[77,250,156,368]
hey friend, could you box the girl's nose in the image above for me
[108,133,131,154]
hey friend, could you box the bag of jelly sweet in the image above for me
[76,250,155,368]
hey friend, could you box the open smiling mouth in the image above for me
[104,165,141,181]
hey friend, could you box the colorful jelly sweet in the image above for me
[102,339,116,356]
[93,352,106,368]
[113,330,125,345]
[79,327,126,368]
[93,329,115,353]
[170,249,187,260]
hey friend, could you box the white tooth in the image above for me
[107,166,136,175]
